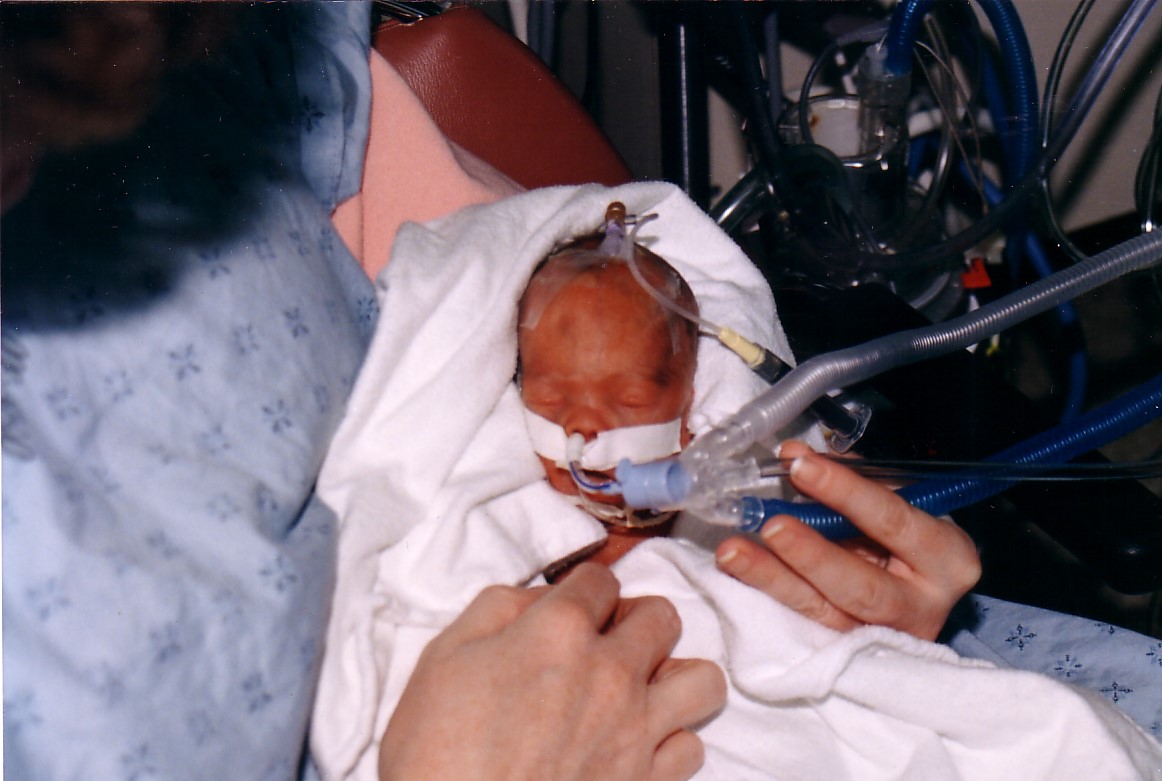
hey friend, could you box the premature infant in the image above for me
[517,202,703,570]
[313,188,1162,781]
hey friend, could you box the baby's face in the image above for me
[519,265,695,504]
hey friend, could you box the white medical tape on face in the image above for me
[522,408,683,470]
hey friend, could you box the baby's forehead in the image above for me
[519,242,699,371]
[521,276,695,375]
[523,242,686,311]
[522,259,664,332]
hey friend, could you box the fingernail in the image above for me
[716,546,739,566]
[790,455,822,484]
[760,519,785,542]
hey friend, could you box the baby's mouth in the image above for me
[576,481,623,507]
[564,468,676,529]
[579,466,615,484]
[563,462,621,502]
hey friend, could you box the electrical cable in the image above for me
[1042,0,1158,174]
[763,8,786,122]
[726,1,808,231]
[1028,0,1157,268]
[904,37,987,241]
[1036,0,1097,265]
[1135,81,1162,233]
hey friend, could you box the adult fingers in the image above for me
[431,582,543,649]
[649,729,705,781]
[781,444,956,578]
[757,508,915,629]
[530,561,622,631]
[647,657,727,745]
[765,446,979,634]
[434,564,621,653]
[716,532,864,632]
[606,595,683,678]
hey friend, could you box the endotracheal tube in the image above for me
[614,229,1162,535]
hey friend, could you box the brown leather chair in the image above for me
[373,4,632,190]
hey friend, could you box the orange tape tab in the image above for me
[962,257,992,289]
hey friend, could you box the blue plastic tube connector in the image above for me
[739,371,1162,537]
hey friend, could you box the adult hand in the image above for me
[378,562,727,781]
[715,441,981,641]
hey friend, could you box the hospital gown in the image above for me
[2,4,374,779]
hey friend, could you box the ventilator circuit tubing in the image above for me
[596,229,1162,526]
[736,370,1162,537]
[681,229,1162,474]
[615,229,1162,516]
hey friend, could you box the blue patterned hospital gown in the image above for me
[2,4,375,779]
[947,594,1162,740]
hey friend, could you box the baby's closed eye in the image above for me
[521,380,565,406]
[616,382,664,409]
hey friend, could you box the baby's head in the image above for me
[517,206,699,528]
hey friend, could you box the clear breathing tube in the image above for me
[605,203,791,382]
[734,371,1162,538]
[615,228,1162,521]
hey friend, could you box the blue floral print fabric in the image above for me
[2,4,374,779]
[947,594,1162,738]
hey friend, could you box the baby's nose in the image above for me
[562,405,612,441]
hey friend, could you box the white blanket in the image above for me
[311,183,1162,780]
